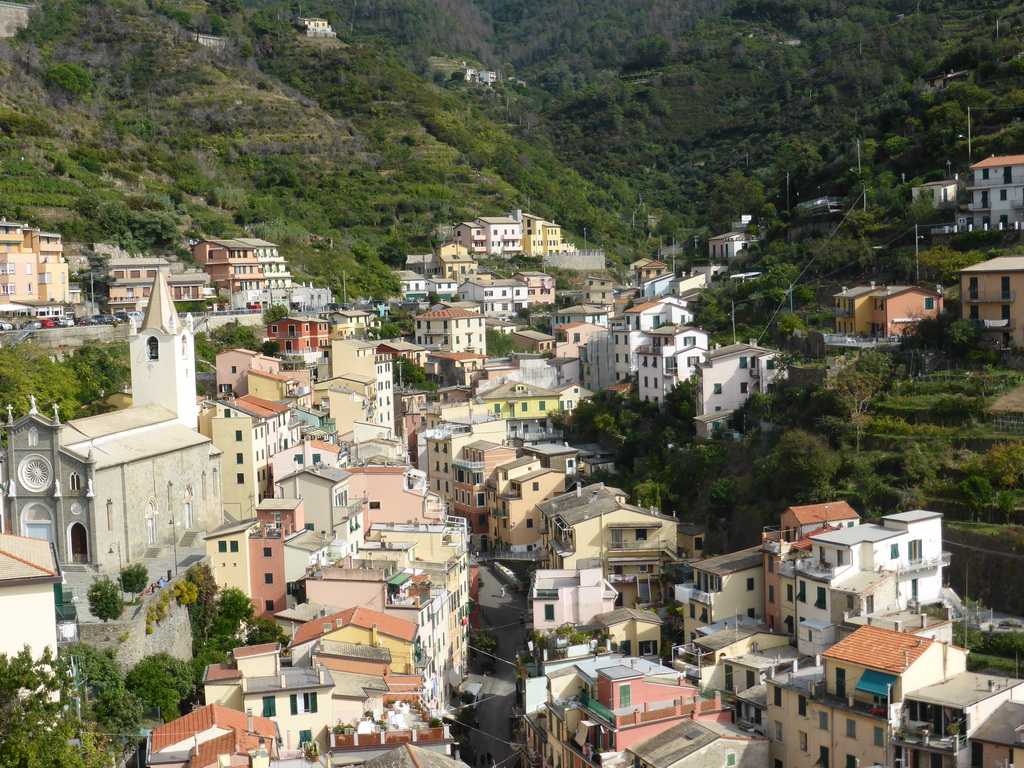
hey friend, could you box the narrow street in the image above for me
[464,563,528,768]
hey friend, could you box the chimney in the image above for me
[989,679,997,692]
[904,650,910,668]
[576,485,582,498]
[371,623,379,645]
[894,620,903,633]
[247,710,254,733]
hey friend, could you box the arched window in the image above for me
[181,335,187,360]
[27,428,38,447]
[69,472,81,491]
[147,336,159,361]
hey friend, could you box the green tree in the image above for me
[393,357,436,391]
[245,617,290,646]
[93,684,143,737]
[758,429,840,502]
[486,329,515,357]
[62,644,123,693]
[210,588,255,640]
[87,575,123,622]
[0,646,83,767]
[263,304,289,324]
[958,475,994,521]
[120,563,148,600]
[828,353,892,452]
[125,653,194,721]
[45,62,92,94]
[632,478,667,509]
[982,441,1024,487]
[708,170,765,233]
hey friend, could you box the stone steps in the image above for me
[143,546,163,559]
[178,531,199,548]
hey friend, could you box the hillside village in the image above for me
[8,148,1024,768]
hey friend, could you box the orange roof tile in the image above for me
[308,439,343,453]
[248,369,291,383]
[291,606,418,647]
[235,395,290,414]
[972,155,1024,169]
[625,302,662,313]
[202,663,242,682]
[429,352,488,360]
[150,704,277,753]
[417,308,482,319]
[822,625,934,673]
[785,501,859,525]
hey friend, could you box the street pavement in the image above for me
[463,563,528,768]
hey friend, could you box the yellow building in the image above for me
[517,212,574,257]
[479,381,565,419]
[593,606,664,657]
[959,255,1024,348]
[487,456,564,551]
[833,284,881,334]
[290,605,420,675]
[538,483,679,607]
[768,625,966,768]
[679,547,764,641]
[204,518,258,594]
[203,642,336,753]
[324,310,374,339]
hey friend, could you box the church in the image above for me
[0,270,224,570]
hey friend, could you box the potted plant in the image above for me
[302,741,321,762]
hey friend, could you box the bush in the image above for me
[44,63,92,94]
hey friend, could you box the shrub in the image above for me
[44,63,92,94]
[87,576,123,622]
[120,563,148,598]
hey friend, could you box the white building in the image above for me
[456,278,528,316]
[968,155,1024,229]
[694,342,781,436]
[708,217,759,259]
[613,299,696,379]
[783,510,949,655]
[637,326,710,403]
[0,534,67,659]
[529,567,617,629]
[553,304,611,328]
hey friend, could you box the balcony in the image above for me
[454,458,485,470]
[675,584,712,604]
[749,367,760,377]
[965,290,1015,302]
[609,574,637,584]
[330,726,450,751]
[834,307,854,318]
[902,551,951,573]
[794,558,836,580]
[892,724,964,754]
[969,318,1015,331]
[968,203,989,211]
[607,539,668,551]
[968,176,1023,189]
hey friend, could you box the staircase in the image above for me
[178,531,199,548]
[143,546,163,559]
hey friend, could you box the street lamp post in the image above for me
[108,542,122,594]
[168,517,178,578]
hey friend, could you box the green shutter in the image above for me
[290,694,298,715]
[262,696,276,717]
[218,541,227,553]
[310,692,318,713]
[230,540,239,553]
[544,604,554,621]
[299,729,312,746]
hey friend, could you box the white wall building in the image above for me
[637,326,710,403]
[457,278,528,316]
[694,342,781,435]
[968,155,1024,230]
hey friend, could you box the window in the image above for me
[798,695,806,716]
[724,666,734,692]
[298,729,312,747]
[290,692,318,715]
[527,519,534,528]
[799,731,807,752]
[262,696,276,717]
[619,684,631,708]
[815,586,827,610]
[740,382,748,394]
[235,430,242,441]
[726,755,736,768]
[532,482,540,492]
[873,727,883,747]
[818,712,828,730]
[746,670,756,689]
[369,501,381,510]
[236,473,245,484]
[786,584,793,602]
[263,547,272,557]
[713,383,723,394]
[769,585,775,603]
[218,541,227,553]
[264,573,274,585]
[924,297,935,310]
[236,453,244,465]
[774,721,783,743]
[819,747,830,768]
[890,543,899,559]
[636,529,648,541]
[797,582,806,603]
[773,684,781,706]
[544,604,554,621]
[846,718,856,738]
[229,540,239,553]
[638,640,657,656]
[739,356,748,369]
[746,577,755,591]
[846,756,856,768]
[265,599,274,611]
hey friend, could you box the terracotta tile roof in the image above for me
[416,308,482,319]
[429,352,488,360]
[248,369,291,383]
[625,302,663,313]
[0,533,58,581]
[202,663,242,683]
[603,380,632,394]
[308,439,343,453]
[232,642,280,659]
[291,606,418,647]
[149,704,277,753]
[235,395,290,414]
[822,625,934,673]
[191,731,266,768]
[972,155,1024,169]
[785,501,859,525]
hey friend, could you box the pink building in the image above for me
[529,568,617,629]
[870,286,944,337]
[554,321,607,359]
[216,348,282,396]
[453,217,522,256]
[250,499,306,617]
[271,439,346,485]
[512,271,555,305]
[344,465,443,527]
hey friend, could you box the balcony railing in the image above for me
[965,290,1015,302]
[607,539,668,551]
[833,307,854,318]
[901,551,951,573]
[454,458,485,470]
[331,726,449,750]
[892,725,965,754]
[794,559,836,579]
[969,318,1015,330]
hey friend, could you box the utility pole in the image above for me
[856,139,861,174]
[731,301,737,344]
[342,272,348,304]
[968,107,972,161]
[915,223,920,283]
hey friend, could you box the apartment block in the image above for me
[487,455,564,552]
[193,238,272,293]
[0,221,71,311]
[678,548,764,640]
[414,307,486,353]
[967,154,1024,230]
[959,255,1024,348]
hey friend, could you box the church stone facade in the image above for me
[0,270,224,570]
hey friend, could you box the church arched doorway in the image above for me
[22,504,54,543]
[69,522,88,563]
[184,486,193,529]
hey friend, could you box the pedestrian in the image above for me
[486,752,493,764]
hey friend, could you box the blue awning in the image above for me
[855,669,897,698]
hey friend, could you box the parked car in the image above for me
[56,317,75,327]
[0,321,14,331]
[39,319,58,328]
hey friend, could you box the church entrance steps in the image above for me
[143,546,164,559]
[178,531,199,548]
[62,563,94,573]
